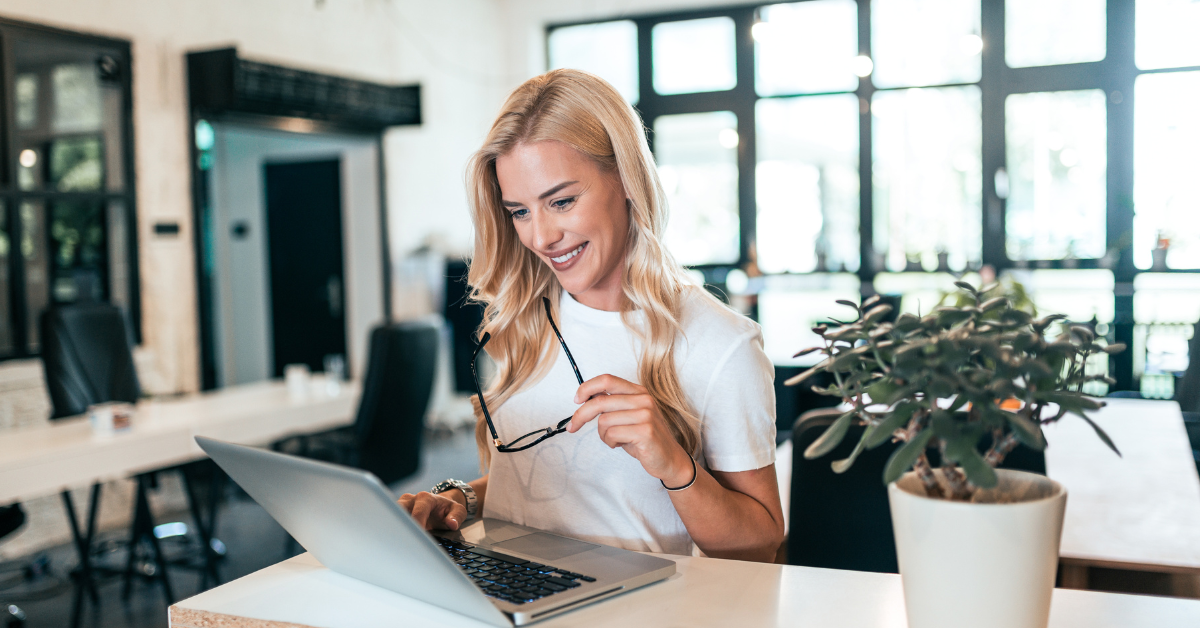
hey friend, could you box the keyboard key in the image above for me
[578,575,596,582]
[543,576,580,588]
[467,547,530,565]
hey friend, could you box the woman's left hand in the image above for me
[568,374,694,487]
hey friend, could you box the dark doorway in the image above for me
[264,159,346,376]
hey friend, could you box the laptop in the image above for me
[195,436,676,626]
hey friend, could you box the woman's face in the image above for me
[495,141,630,311]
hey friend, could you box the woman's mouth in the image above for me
[549,242,587,270]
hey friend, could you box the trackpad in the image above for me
[493,532,598,562]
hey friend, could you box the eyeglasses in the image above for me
[472,296,585,453]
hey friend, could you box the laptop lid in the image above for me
[195,436,510,627]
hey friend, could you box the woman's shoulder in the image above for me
[677,285,763,349]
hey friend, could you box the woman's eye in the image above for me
[551,197,575,210]
[510,208,529,219]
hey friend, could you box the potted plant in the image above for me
[787,281,1124,628]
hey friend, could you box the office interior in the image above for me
[0,0,1198,626]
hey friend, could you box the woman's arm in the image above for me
[568,375,784,562]
[399,475,490,531]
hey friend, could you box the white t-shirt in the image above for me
[483,287,776,556]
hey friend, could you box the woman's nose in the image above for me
[531,211,564,251]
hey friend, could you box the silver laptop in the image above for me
[195,436,675,626]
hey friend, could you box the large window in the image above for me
[0,19,137,358]
[549,1,1200,390]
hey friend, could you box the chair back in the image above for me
[1176,321,1200,414]
[40,303,140,419]
[353,320,439,485]
[787,408,1046,573]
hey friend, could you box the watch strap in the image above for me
[431,479,477,519]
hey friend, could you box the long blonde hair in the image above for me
[465,69,705,470]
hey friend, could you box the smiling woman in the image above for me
[396,69,784,563]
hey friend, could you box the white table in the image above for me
[0,379,359,504]
[168,552,1200,628]
[1043,398,1200,584]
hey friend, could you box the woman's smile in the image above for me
[548,242,588,270]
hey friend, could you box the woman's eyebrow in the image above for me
[501,180,579,207]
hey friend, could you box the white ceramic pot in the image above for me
[888,469,1067,628]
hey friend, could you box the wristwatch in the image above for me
[431,479,478,520]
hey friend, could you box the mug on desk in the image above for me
[89,402,135,437]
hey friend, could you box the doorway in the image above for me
[264,159,346,376]
[204,123,385,388]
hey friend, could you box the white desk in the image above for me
[168,552,1200,628]
[1043,398,1200,578]
[0,380,359,504]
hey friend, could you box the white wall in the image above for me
[0,0,508,392]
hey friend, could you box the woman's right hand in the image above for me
[397,491,468,531]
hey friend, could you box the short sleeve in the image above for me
[697,327,777,472]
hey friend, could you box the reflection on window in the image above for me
[1005,90,1107,261]
[1136,0,1200,70]
[1132,274,1200,398]
[655,111,740,266]
[758,273,860,366]
[50,200,108,303]
[1134,71,1200,270]
[754,0,858,96]
[16,74,38,130]
[873,272,974,317]
[871,0,981,88]
[756,94,859,273]
[652,17,737,95]
[873,86,982,272]
[50,137,104,191]
[549,21,639,104]
[21,201,48,352]
[1006,0,1105,68]
[0,202,11,355]
[52,64,103,134]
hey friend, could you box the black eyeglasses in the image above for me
[472,296,585,453]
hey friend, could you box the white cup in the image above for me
[285,364,311,400]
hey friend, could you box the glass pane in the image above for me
[1010,269,1115,323]
[873,86,982,272]
[13,36,126,192]
[754,0,858,96]
[49,200,109,304]
[873,271,977,316]
[758,274,860,366]
[871,0,981,88]
[0,202,12,355]
[1005,90,1107,261]
[654,111,740,266]
[1134,273,1200,324]
[1137,0,1200,70]
[652,17,737,95]
[21,201,48,352]
[1133,274,1200,396]
[756,94,859,273]
[549,21,639,104]
[1006,0,1106,68]
[108,200,131,311]
[1134,71,1200,270]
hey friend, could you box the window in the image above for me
[549,0,1200,391]
[548,21,639,104]
[0,20,137,358]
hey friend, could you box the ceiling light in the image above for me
[852,55,874,78]
[718,128,740,149]
[18,149,37,168]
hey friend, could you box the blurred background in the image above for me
[0,1,1197,626]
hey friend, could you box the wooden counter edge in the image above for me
[169,606,318,628]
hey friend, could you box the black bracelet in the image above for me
[661,457,698,492]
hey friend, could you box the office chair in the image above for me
[282,320,440,485]
[0,504,27,627]
[787,408,1046,573]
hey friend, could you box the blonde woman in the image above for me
[399,69,783,562]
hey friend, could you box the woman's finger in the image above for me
[594,409,651,444]
[573,374,645,404]
[409,493,435,527]
[597,423,647,450]
[568,393,653,433]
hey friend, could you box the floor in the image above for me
[3,426,481,628]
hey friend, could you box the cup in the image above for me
[323,354,346,396]
[285,364,311,400]
[89,402,134,436]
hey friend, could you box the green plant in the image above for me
[788,281,1124,501]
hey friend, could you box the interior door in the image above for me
[264,159,347,376]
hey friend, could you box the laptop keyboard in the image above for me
[435,537,596,605]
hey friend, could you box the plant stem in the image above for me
[913,453,942,498]
[983,431,1020,467]
[942,464,974,501]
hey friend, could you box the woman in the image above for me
[399,69,783,562]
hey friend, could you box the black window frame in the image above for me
[548,0,1200,390]
[0,17,140,360]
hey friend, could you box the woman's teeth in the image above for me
[552,244,585,263]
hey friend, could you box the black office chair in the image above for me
[0,504,27,627]
[787,408,1046,573]
[282,320,440,486]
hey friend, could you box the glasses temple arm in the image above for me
[471,332,502,444]
[542,296,584,386]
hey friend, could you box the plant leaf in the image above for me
[953,280,978,293]
[1001,410,1046,450]
[956,447,998,488]
[866,402,919,449]
[831,424,874,473]
[835,299,860,311]
[784,359,829,387]
[1077,413,1122,457]
[804,411,856,460]
[883,428,934,484]
[793,346,822,358]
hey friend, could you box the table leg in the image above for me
[181,466,221,588]
[121,474,175,604]
[60,484,102,603]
